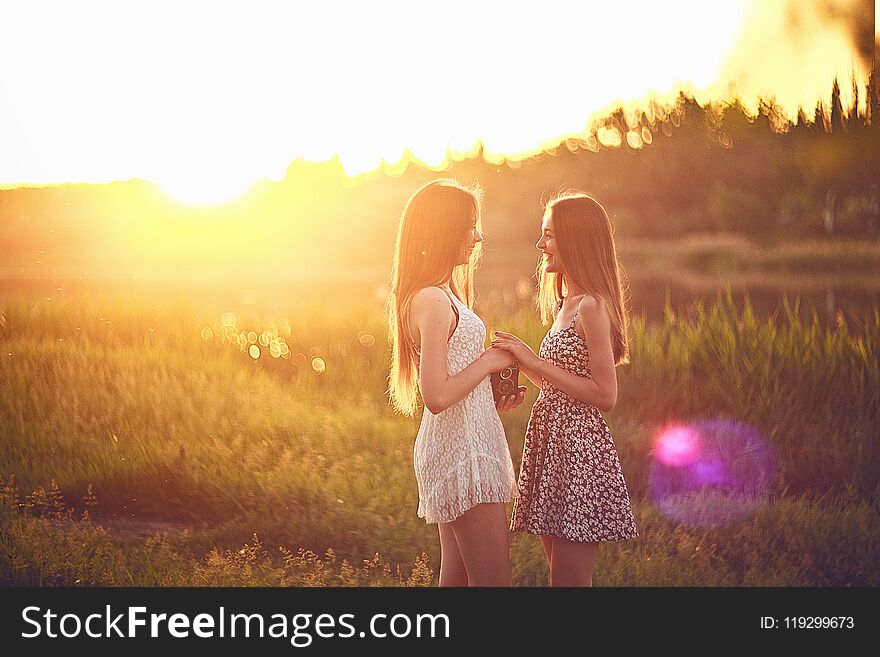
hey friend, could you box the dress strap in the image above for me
[411,286,461,353]
[555,297,579,330]
[438,285,460,339]
[439,285,461,318]
[566,293,590,328]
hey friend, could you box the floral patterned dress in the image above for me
[510,309,638,543]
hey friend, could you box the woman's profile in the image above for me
[492,192,638,586]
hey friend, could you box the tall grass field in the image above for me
[1,288,877,586]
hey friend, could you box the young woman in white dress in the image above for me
[387,179,524,586]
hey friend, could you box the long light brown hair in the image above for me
[387,179,483,415]
[536,192,630,365]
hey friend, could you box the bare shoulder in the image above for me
[577,293,607,317]
[410,287,454,319]
[577,294,611,332]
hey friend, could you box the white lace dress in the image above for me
[413,290,517,524]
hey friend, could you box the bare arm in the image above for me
[411,287,514,415]
[517,356,544,389]
[494,295,618,411]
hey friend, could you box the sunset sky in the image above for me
[0,0,874,203]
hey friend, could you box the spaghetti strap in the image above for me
[439,285,460,335]
[567,293,590,328]
[411,286,461,353]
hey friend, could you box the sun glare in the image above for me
[0,1,870,187]
[158,174,258,206]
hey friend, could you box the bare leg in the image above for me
[540,534,554,568]
[438,523,468,587]
[548,537,600,587]
[449,502,511,586]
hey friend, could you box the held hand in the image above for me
[479,345,517,373]
[491,331,538,368]
[495,385,527,412]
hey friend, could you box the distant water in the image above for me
[1,270,878,328]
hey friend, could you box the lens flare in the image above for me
[649,419,775,526]
[653,425,702,467]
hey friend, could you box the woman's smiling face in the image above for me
[536,211,561,273]
[458,212,483,265]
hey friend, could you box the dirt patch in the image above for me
[95,516,206,540]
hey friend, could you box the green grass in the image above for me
[0,288,877,585]
[0,491,433,587]
[3,483,876,586]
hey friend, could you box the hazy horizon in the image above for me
[1,0,875,203]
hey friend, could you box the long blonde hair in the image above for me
[536,193,630,365]
[387,179,483,415]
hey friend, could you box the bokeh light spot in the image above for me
[597,126,622,148]
[515,278,533,300]
[248,344,260,359]
[311,357,326,374]
[626,131,643,149]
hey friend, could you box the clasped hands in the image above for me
[487,330,536,412]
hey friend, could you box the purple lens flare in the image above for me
[649,419,775,526]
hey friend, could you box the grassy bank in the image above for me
[2,480,876,586]
[0,289,877,585]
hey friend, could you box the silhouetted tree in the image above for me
[851,72,860,123]
[796,107,810,131]
[2,78,879,275]
[830,77,845,132]
[868,68,879,128]
[814,101,827,133]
